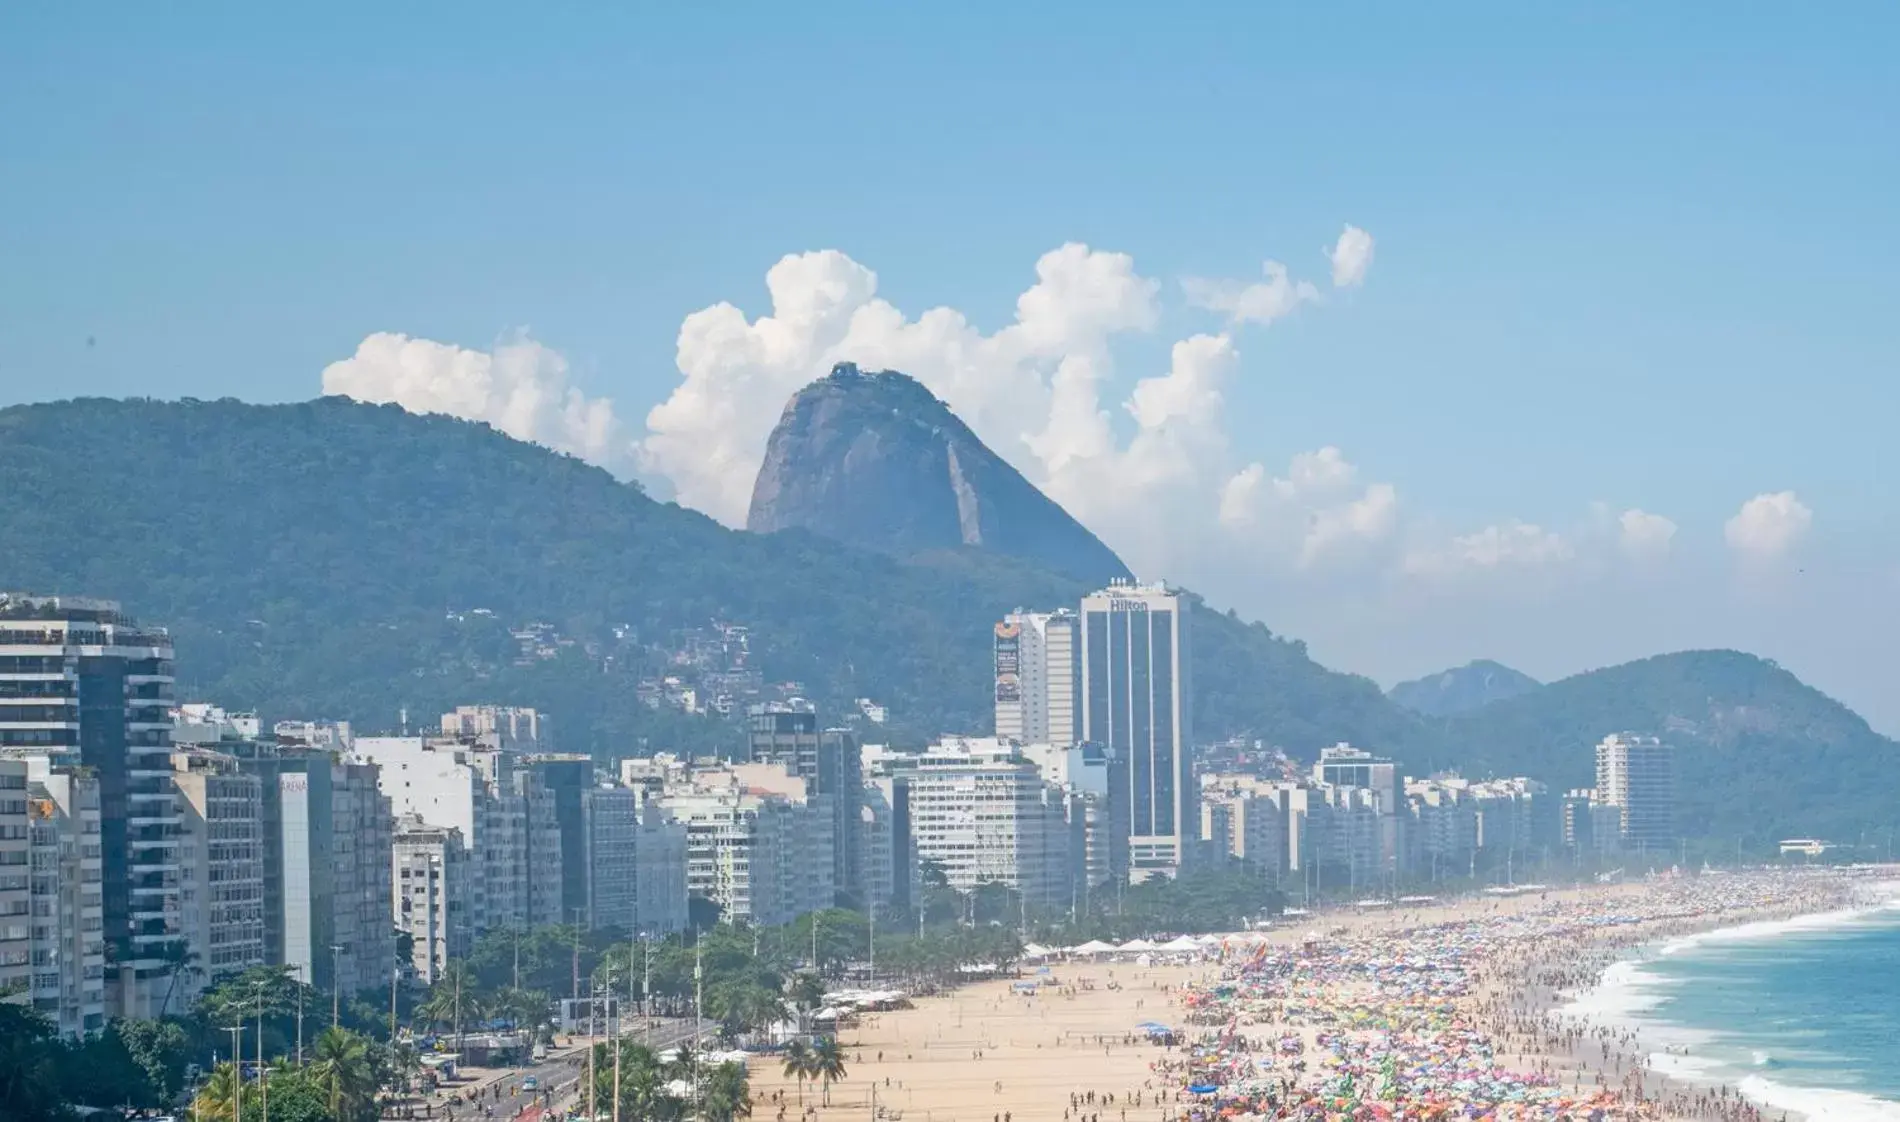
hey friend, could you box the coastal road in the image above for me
[446,1019,710,1122]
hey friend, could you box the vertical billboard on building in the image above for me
[993,621,1021,702]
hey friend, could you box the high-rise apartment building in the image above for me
[580,786,640,933]
[0,595,180,1020]
[524,755,594,927]
[906,738,1074,910]
[193,723,396,1001]
[356,735,562,935]
[0,758,29,999]
[993,611,1080,746]
[1079,581,1192,880]
[393,816,471,984]
[171,750,267,991]
[652,760,834,928]
[23,761,106,1037]
[745,703,859,904]
[859,749,917,913]
[1595,733,1675,852]
[1018,741,1129,891]
[631,806,690,937]
[1197,773,1290,879]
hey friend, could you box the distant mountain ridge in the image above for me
[1389,659,1542,716]
[1437,650,1900,842]
[747,363,1133,584]
[0,395,1893,843]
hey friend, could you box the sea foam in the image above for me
[1735,1075,1900,1122]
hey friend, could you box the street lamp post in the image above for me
[227,1024,245,1122]
[330,943,346,1028]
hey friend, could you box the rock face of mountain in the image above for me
[1389,659,1542,716]
[747,363,1133,584]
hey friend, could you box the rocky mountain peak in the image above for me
[746,364,1132,583]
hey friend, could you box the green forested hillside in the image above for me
[1440,650,1900,844]
[0,396,1411,756]
[1,395,1893,844]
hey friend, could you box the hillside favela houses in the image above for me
[0,587,1683,1045]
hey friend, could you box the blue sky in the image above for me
[3,5,1896,729]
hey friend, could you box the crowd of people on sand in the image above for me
[1130,872,1858,1122]
[803,873,1859,1122]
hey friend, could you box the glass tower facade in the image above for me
[1079,582,1190,880]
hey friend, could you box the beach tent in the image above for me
[1159,936,1203,953]
[1117,938,1158,953]
[1070,940,1117,956]
[1022,942,1055,959]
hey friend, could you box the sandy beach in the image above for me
[748,872,1877,1122]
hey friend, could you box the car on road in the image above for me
[521,1076,539,1092]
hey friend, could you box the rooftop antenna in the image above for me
[399,707,409,736]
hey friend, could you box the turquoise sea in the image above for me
[1572,902,1900,1122]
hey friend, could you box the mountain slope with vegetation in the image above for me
[0,395,1412,757]
[1389,659,1542,716]
[1440,650,1900,844]
[2,396,1891,844]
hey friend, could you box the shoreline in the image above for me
[1532,879,1900,1122]
[742,872,1886,1122]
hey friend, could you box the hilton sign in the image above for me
[1106,598,1152,612]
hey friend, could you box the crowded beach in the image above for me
[749,871,1877,1122]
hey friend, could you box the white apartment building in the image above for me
[440,706,549,753]
[1198,773,1290,878]
[1595,733,1675,853]
[355,735,561,934]
[393,816,471,985]
[171,751,267,991]
[261,750,397,999]
[653,761,834,928]
[0,758,29,999]
[858,776,916,912]
[0,595,180,1020]
[994,610,1080,746]
[24,763,106,1037]
[906,738,1073,910]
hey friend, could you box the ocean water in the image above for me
[1570,902,1900,1122]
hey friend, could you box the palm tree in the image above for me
[190,1062,246,1122]
[811,1036,848,1106]
[155,940,202,1018]
[310,1026,379,1122]
[780,1040,813,1105]
[702,1061,753,1122]
[610,1042,682,1122]
[417,962,482,1040]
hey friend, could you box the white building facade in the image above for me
[23,762,106,1037]
[906,738,1073,910]
[393,816,471,984]
[994,611,1080,747]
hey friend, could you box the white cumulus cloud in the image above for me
[1405,520,1574,578]
[1327,225,1376,288]
[320,331,633,472]
[643,243,1160,526]
[1725,491,1813,558]
[1618,509,1678,563]
[1217,447,1401,569]
[1182,261,1320,326]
